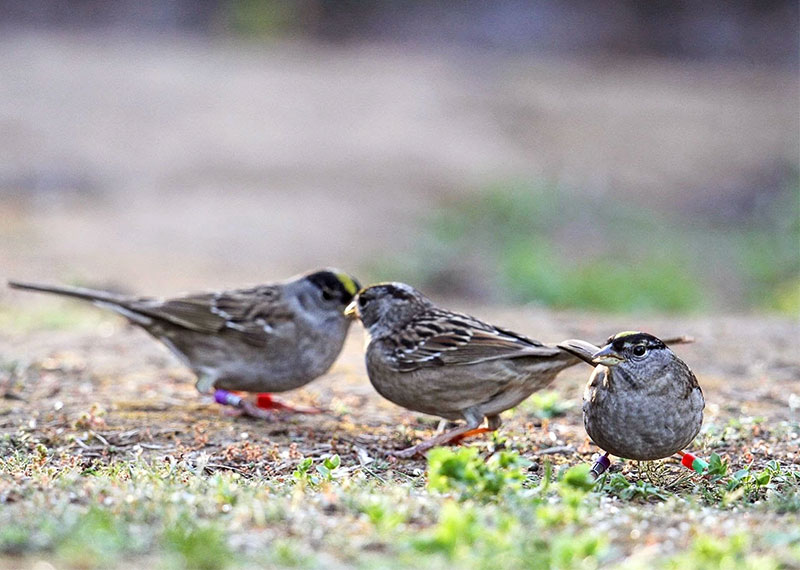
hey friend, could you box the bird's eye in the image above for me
[322,290,335,301]
[358,295,368,307]
[632,345,647,357]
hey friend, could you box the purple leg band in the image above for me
[590,453,611,479]
[215,389,242,407]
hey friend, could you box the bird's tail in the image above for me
[7,280,128,305]
[557,339,601,365]
[8,280,156,326]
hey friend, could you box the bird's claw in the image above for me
[238,399,277,420]
[388,445,424,459]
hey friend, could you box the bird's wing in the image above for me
[384,309,562,372]
[130,285,295,346]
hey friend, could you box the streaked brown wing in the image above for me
[388,310,561,372]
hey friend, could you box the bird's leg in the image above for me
[391,410,486,459]
[214,389,275,420]
[238,398,279,420]
[450,414,503,442]
[195,372,217,395]
[590,452,611,479]
[254,393,324,414]
[677,450,709,473]
[200,374,273,419]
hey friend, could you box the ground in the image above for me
[0,301,798,568]
[0,30,797,569]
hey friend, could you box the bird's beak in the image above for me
[344,300,358,319]
[592,345,625,366]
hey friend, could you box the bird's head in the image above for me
[345,282,432,337]
[302,269,361,311]
[592,331,672,371]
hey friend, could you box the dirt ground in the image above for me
[1,299,797,478]
[0,29,797,569]
[0,27,797,496]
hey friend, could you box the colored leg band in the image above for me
[590,454,611,479]
[680,452,708,473]
[256,393,274,409]
[215,389,242,407]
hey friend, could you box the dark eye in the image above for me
[322,290,335,301]
[632,345,647,357]
[358,295,368,307]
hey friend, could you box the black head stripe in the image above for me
[610,332,666,351]
[306,271,360,303]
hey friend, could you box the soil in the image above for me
[1,303,797,477]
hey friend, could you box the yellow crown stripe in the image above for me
[612,331,642,340]
[336,273,359,296]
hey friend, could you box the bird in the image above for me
[8,269,361,419]
[558,331,704,472]
[345,282,581,458]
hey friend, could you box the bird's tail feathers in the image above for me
[8,280,155,326]
[8,280,127,304]
[556,339,601,365]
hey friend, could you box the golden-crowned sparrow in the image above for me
[558,332,704,467]
[346,282,580,458]
[9,269,360,418]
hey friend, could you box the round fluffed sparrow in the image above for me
[559,332,704,461]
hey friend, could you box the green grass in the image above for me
[1,431,798,569]
[370,180,799,313]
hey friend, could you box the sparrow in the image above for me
[558,332,704,464]
[346,282,580,457]
[8,269,361,419]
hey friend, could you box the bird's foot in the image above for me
[388,422,494,459]
[448,426,491,443]
[255,393,324,414]
[388,444,427,459]
[237,399,278,420]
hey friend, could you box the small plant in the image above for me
[416,463,609,565]
[706,452,729,480]
[292,454,341,487]
[602,472,671,502]
[426,447,530,500]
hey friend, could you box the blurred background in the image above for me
[1,0,797,314]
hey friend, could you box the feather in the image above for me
[129,286,295,346]
[386,308,561,372]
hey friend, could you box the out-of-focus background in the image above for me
[1,0,798,314]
